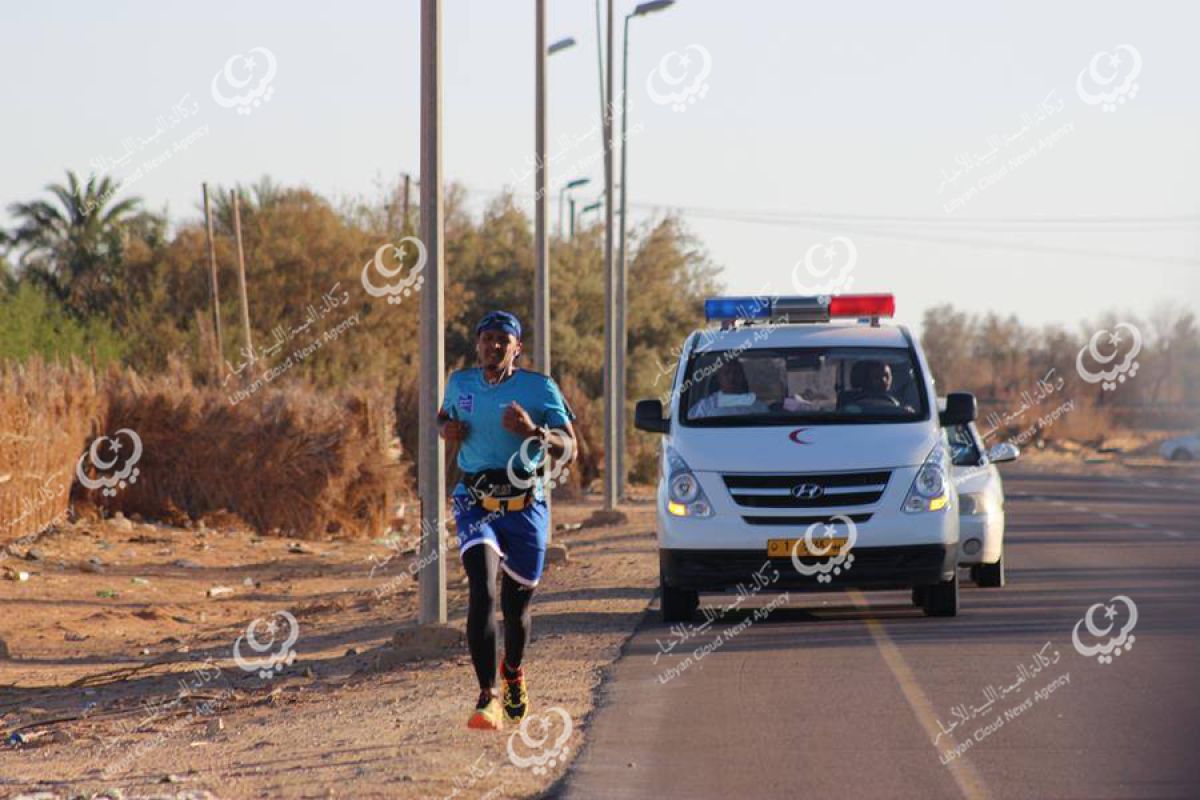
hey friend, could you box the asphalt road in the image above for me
[559,467,1200,800]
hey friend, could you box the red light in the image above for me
[829,294,895,318]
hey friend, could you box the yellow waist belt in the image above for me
[477,493,533,513]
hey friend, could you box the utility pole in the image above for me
[616,14,631,501]
[230,189,254,372]
[602,0,618,511]
[418,0,447,626]
[402,172,411,234]
[202,183,223,375]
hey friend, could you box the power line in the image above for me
[459,182,1200,265]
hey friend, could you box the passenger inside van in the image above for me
[687,359,770,418]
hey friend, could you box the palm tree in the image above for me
[6,171,143,316]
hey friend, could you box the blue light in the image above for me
[704,296,773,321]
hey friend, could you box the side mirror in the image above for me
[635,399,669,434]
[987,442,1020,464]
[940,392,977,427]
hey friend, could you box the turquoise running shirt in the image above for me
[441,368,574,492]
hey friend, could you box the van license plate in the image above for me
[767,538,850,558]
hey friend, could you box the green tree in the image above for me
[5,171,147,318]
[0,282,125,364]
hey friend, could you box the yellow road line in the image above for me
[848,590,990,800]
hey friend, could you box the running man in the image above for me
[437,310,578,730]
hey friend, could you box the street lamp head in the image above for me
[633,0,674,17]
[565,177,591,190]
[548,36,577,55]
[582,201,602,213]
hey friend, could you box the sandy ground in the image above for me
[0,497,660,800]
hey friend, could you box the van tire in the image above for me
[660,575,699,623]
[922,573,959,617]
[974,553,1005,588]
[911,586,928,607]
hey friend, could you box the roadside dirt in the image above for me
[0,497,659,799]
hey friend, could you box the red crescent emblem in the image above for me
[788,428,811,445]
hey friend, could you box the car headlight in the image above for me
[665,446,713,517]
[903,443,951,513]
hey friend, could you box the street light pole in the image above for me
[580,199,602,226]
[534,0,550,380]
[602,0,618,512]
[418,0,447,626]
[617,0,675,501]
[560,177,590,240]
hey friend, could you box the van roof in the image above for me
[688,320,914,352]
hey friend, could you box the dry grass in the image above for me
[1,359,412,543]
[0,358,104,546]
[93,362,407,538]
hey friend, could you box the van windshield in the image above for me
[679,346,928,426]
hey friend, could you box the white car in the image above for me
[946,420,1018,587]
[635,293,976,621]
[1160,432,1199,462]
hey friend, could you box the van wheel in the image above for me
[660,575,699,623]
[922,573,959,617]
[911,586,928,607]
[975,553,1006,588]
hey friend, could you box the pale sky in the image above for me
[2,0,1198,333]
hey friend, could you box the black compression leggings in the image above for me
[462,544,535,691]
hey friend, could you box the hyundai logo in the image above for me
[791,483,824,499]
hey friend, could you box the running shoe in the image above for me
[467,689,503,730]
[501,663,528,722]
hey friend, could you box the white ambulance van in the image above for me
[635,294,977,621]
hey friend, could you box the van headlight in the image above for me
[903,443,951,513]
[670,473,700,503]
[665,446,713,517]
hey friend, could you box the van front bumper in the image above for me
[660,544,957,592]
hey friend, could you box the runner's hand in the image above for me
[440,419,469,443]
[502,401,537,437]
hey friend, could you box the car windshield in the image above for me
[679,345,928,426]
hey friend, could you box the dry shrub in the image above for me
[558,374,599,494]
[0,358,103,546]
[90,362,409,539]
[1051,397,1112,446]
[982,395,1114,449]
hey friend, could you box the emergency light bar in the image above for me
[703,293,895,323]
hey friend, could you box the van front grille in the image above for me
[722,470,891,508]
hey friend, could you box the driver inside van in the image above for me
[688,359,769,418]
[840,359,899,409]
